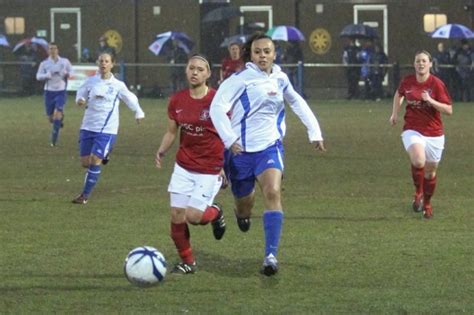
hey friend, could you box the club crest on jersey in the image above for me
[277,78,285,89]
[199,109,210,121]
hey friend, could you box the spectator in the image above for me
[284,41,304,96]
[358,39,374,100]
[80,48,95,63]
[432,42,452,90]
[167,40,188,94]
[19,44,38,95]
[453,39,473,102]
[342,38,361,99]
[368,43,388,101]
[219,42,243,85]
[97,36,115,59]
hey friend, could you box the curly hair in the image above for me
[241,32,274,63]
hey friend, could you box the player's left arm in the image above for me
[118,83,145,123]
[284,81,325,151]
[62,59,72,80]
[422,89,453,115]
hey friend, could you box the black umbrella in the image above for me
[340,24,378,39]
[203,6,243,23]
[220,34,250,48]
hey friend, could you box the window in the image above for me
[5,17,25,35]
[423,14,447,33]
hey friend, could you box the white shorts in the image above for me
[401,130,445,163]
[168,163,222,211]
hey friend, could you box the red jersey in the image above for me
[398,74,452,136]
[168,88,224,174]
[221,57,243,80]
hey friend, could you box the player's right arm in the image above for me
[75,78,93,107]
[155,118,179,169]
[390,90,404,126]
[36,61,51,81]
[209,76,245,151]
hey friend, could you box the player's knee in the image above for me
[262,186,281,204]
[185,209,202,225]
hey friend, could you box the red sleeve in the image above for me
[398,76,408,97]
[432,77,452,105]
[167,96,176,121]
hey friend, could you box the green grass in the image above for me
[0,96,473,313]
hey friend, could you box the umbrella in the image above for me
[203,6,242,23]
[339,24,378,39]
[0,34,10,47]
[13,37,49,54]
[148,31,194,56]
[430,24,474,39]
[266,26,305,41]
[220,34,250,48]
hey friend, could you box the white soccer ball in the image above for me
[124,246,167,287]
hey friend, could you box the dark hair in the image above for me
[241,32,274,62]
[188,53,212,71]
[98,51,115,63]
[415,50,432,62]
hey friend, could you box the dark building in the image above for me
[0,0,472,97]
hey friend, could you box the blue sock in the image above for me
[263,210,284,257]
[82,165,101,197]
[51,119,61,145]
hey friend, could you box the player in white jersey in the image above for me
[36,42,72,146]
[210,33,326,276]
[72,52,145,204]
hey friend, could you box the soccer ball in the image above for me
[124,246,167,287]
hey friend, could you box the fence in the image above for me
[0,61,470,101]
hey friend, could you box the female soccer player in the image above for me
[72,52,145,204]
[209,33,326,276]
[36,42,72,146]
[155,54,226,275]
[389,50,453,219]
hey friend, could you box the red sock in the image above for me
[170,222,194,264]
[199,205,219,225]
[423,176,437,206]
[411,165,424,196]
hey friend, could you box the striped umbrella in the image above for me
[430,24,474,39]
[0,34,10,47]
[266,26,305,41]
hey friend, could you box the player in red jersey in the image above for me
[389,50,453,219]
[219,42,243,85]
[155,54,226,274]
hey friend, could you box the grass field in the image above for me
[1,96,473,313]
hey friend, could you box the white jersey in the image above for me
[76,74,145,135]
[210,62,323,152]
[36,56,72,91]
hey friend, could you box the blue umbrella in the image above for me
[148,31,194,56]
[0,34,10,47]
[340,24,378,39]
[430,24,474,39]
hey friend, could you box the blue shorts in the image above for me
[227,141,285,198]
[44,90,67,116]
[79,130,117,159]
